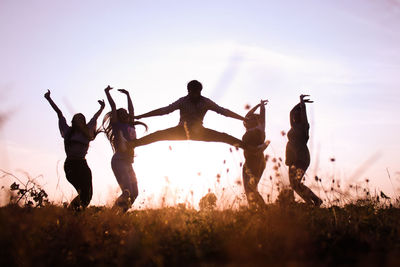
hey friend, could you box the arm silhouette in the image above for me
[44,90,63,119]
[245,99,268,130]
[259,100,267,131]
[290,95,312,127]
[104,85,118,123]
[300,94,312,124]
[135,100,180,120]
[209,100,246,121]
[118,89,134,117]
[92,100,105,121]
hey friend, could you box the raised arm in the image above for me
[104,85,117,123]
[290,103,301,127]
[259,100,267,131]
[299,94,312,124]
[91,100,106,121]
[245,103,261,118]
[44,90,63,119]
[118,89,134,117]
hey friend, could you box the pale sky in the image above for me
[1,0,400,208]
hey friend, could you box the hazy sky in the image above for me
[1,0,399,207]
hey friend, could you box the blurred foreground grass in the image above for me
[1,203,400,266]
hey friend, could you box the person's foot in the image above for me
[313,197,323,207]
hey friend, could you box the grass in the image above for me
[1,202,400,266]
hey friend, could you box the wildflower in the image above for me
[380,191,390,199]
[10,182,19,191]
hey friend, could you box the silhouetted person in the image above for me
[44,90,105,210]
[132,80,245,148]
[285,94,322,206]
[103,86,148,212]
[242,100,269,210]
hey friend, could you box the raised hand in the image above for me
[44,89,51,99]
[98,99,105,108]
[117,89,129,95]
[104,85,113,92]
[300,94,313,104]
[260,99,268,106]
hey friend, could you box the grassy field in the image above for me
[1,202,400,266]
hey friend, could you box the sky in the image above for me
[1,0,400,208]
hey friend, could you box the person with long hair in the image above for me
[285,94,322,206]
[242,99,269,210]
[44,89,105,210]
[102,85,147,212]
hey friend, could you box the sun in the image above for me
[133,140,243,208]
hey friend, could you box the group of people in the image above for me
[44,80,322,212]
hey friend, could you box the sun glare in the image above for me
[133,140,244,209]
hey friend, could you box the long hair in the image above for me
[65,113,101,143]
[102,110,148,152]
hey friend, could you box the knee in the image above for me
[80,189,92,207]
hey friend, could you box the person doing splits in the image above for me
[132,80,246,148]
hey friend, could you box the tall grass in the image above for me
[1,203,399,266]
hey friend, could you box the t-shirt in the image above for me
[156,95,233,127]
[111,121,136,161]
[58,116,97,158]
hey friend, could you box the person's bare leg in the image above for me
[243,167,267,210]
[289,166,322,206]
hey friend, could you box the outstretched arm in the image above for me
[44,90,63,119]
[208,100,246,121]
[135,99,181,120]
[221,108,245,121]
[104,85,117,123]
[118,89,134,117]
